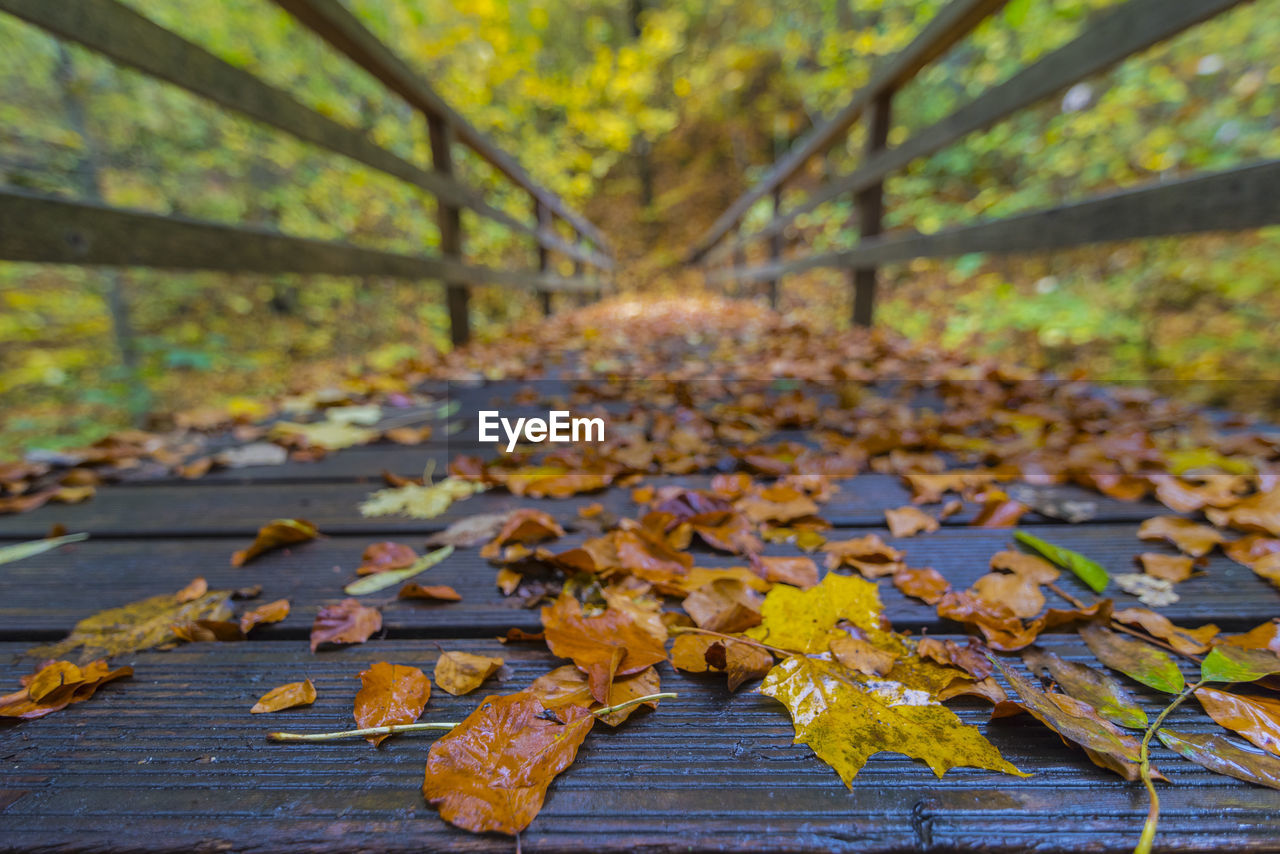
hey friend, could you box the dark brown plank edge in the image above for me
[685,0,1008,263]
[0,640,1277,854]
[0,188,600,292]
[270,0,612,256]
[0,0,543,240]
[709,159,1280,284]
[731,0,1252,253]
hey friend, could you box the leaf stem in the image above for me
[1133,680,1201,854]
[1045,582,1201,662]
[669,624,796,657]
[267,692,679,742]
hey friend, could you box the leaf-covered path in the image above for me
[2,297,1278,852]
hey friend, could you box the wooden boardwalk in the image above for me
[2,366,1279,853]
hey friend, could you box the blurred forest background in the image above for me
[1,0,1278,456]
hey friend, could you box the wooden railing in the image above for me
[0,0,613,346]
[688,0,1279,326]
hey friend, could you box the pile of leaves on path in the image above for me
[5,297,1280,845]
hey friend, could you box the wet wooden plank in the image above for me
[0,637,1276,853]
[1,523,1267,640]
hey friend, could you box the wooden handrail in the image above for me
[706,161,1280,284]
[713,0,1248,262]
[685,0,1008,264]
[270,0,611,254]
[0,188,598,292]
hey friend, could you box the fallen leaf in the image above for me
[972,572,1044,619]
[1137,516,1224,557]
[747,573,882,655]
[172,620,245,643]
[884,505,939,538]
[916,637,991,680]
[310,599,382,652]
[1080,623,1185,694]
[1022,647,1147,729]
[751,555,819,589]
[1206,488,1280,536]
[989,550,1059,584]
[892,566,951,605]
[528,664,660,726]
[435,652,504,696]
[269,420,377,450]
[239,598,290,634]
[425,512,513,547]
[422,691,594,835]
[682,578,763,633]
[1157,729,1280,790]
[1013,531,1108,593]
[991,659,1146,781]
[829,635,896,677]
[822,534,904,578]
[542,591,667,702]
[1195,687,1280,757]
[670,633,772,691]
[399,583,462,601]
[1222,619,1280,655]
[480,509,565,559]
[1114,572,1179,607]
[1134,552,1196,582]
[344,546,454,595]
[0,532,89,567]
[356,541,418,575]
[760,655,1026,784]
[1200,645,1280,684]
[250,679,316,714]
[1111,607,1217,656]
[231,519,318,567]
[30,589,233,661]
[175,577,208,603]
[354,662,431,746]
[0,659,132,720]
[360,477,483,519]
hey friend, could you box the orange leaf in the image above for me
[435,652,504,696]
[231,518,318,567]
[353,662,431,746]
[175,577,208,603]
[310,599,381,652]
[250,679,316,714]
[357,541,417,575]
[239,598,290,634]
[542,591,667,703]
[399,583,462,602]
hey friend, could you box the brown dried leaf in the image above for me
[822,534,904,578]
[893,566,952,605]
[971,572,1044,619]
[670,633,772,691]
[1195,687,1280,757]
[30,589,233,662]
[1134,552,1196,582]
[310,599,381,653]
[1111,607,1218,656]
[250,679,316,714]
[0,659,132,720]
[231,518,318,567]
[354,661,431,746]
[884,505,939,538]
[435,652,504,696]
[541,591,667,703]
[399,583,462,602]
[175,577,208,603]
[829,635,897,677]
[751,555,819,589]
[1137,516,1223,557]
[239,598,290,634]
[356,541,417,575]
[682,579,763,633]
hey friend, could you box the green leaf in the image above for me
[0,533,90,567]
[1023,647,1148,729]
[1201,645,1280,684]
[1080,623,1185,694]
[344,546,453,595]
[1014,530,1109,593]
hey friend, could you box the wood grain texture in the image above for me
[1,637,1276,853]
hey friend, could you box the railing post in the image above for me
[428,115,468,346]
[534,196,552,316]
[851,90,892,327]
[573,241,588,306]
[766,187,782,309]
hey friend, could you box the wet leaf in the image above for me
[422,691,594,835]
[1222,619,1280,654]
[0,659,132,720]
[251,679,316,714]
[682,578,762,633]
[399,583,462,601]
[480,509,565,559]
[0,532,89,567]
[992,658,1147,780]
[345,546,454,595]
[1200,645,1280,684]
[542,590,667,703]
[175,577,208,603]
[1157,729,1280,790]
[1022,647,1148,729]
[30,589,233,661]
[172,619,245,643]
[1134,552,1196,583]
[426,512,512,548]
[1080,623,1185,694]
[356,541,418,575]
[747,573,882,655]
[829,635,896,677]
[239,598,290,634]
[750,555,819,588]
[1195,687,1280,757]
[310,599,382,652]
[354,662,431,746]
[670,633,772,691]
[972,571,1044,619]
[1111,607,1218,656]
[1137,516,1224,557]
[435,652,504,696]
[529,664,660,726]
[231,518,318,567]
[892,565,951,605]
[1013,531,1108,593]
[760,655,1027,784]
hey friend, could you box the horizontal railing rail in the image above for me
[0,0,612,345]
[689,0,1274,326]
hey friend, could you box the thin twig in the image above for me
[1045,582,1201,662]
[1134,681,1199,854]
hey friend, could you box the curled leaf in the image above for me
[251,679,316,714]
[231,518,318,567]
[1137,516,1223,557]
[0,659,131,720]
[670,633,772,691]
[542,591,667,703]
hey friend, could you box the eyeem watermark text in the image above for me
[478,410,605,452]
